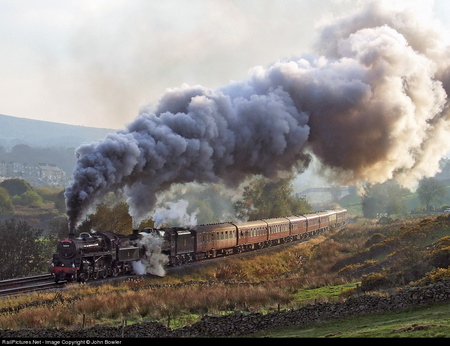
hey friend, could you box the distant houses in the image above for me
[0,161,67,187]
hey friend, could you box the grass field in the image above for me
[251,301,450,338]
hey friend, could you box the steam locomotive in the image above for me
[50,231,141,282]
[50,209,347,282]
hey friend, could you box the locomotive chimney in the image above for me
[68,221,75,239]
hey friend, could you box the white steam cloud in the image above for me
[133,233,169,277]
[153,199,199,228]
[65,0,450,229]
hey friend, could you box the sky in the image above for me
[2,0,448,130]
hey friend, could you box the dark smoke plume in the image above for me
[65,0,450,229]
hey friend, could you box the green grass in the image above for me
[251,301,450,338]
[294,282,360,304]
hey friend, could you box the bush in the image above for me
[0,178,32,196]
[12,190,44,207]
[429,236,450,268]
[411,268,450,286]
[0,187,14,215]
[361,272,390,291]
[364,233,385,247]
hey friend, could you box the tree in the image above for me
[0,178,32,196]
[0,219,49,279]
[54,190,66,213]
[361,183,384,218]
[417,177,447,212]
[13,190,44,207]
[329,185,342,203]
[233,176,311,220]
[78,201,133,235]
[0,187,14,215]
[361,181,407,218]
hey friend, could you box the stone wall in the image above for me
[1,279,449,338]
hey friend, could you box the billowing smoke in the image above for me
[65,0,450,229]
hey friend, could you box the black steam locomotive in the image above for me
[50,209,347,282]
[50,231,140,282]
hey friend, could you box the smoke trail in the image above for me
[65,0,450,228]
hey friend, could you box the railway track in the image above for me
[0,274,63,297]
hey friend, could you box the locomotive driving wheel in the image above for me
[101,265,107,279]
[112,263,119,277]
[97,258,107,279]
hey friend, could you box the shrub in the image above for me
[361,272,390,291]
[411,268,450,286]
[429,237,450,268]
[365,233,385,247]
[14,190,44,207]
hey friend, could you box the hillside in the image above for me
[0,214,449,337]
[0,113,113,149]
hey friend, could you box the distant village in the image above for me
[0,161,67,187]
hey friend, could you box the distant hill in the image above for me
[0,113,114,149]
